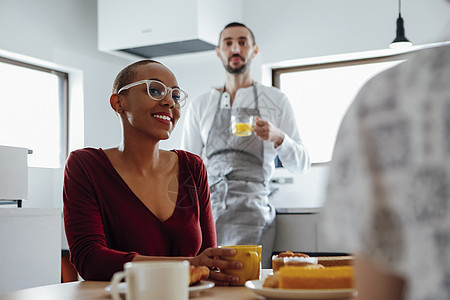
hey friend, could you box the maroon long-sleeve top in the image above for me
[63,148,216,280]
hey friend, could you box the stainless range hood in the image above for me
[98,0,243,59]
[120,39,216,58]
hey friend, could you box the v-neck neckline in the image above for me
[99,148,181,223]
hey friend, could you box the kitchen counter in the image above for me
[268,165,330,252]
[269,165,328,213]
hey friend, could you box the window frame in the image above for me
[0,55,69,168]
[268,43,447,166]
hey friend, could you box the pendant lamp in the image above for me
[390,0,412,49]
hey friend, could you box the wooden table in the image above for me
[0,280,263,300]
[0,269,355,300]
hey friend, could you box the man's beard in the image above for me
[224,55,249,74]
[225,63,247,74]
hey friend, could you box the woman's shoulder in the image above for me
[172,149,203,164]
[172,150,208,189]
[172,149,206,172]
[69,147,102,157]
[67,147,107,164]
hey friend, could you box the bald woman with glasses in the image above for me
[63,60,242,284]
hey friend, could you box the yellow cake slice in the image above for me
[279,266,354,289]
[317,256,354,267]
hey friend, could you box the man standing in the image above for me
[181,22,310,267]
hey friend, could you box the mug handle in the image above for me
[110,271,125,300]
[248,251,259,280]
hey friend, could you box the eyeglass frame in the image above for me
[117,79,188,108]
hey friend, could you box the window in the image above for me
[0,57,68,168]
[272,53,411,165]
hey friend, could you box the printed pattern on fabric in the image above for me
[320,44,450,300]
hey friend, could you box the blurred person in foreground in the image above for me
[63,59,242,284]
[181,22,310,268]
[320,35,450,299]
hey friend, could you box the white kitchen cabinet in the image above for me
[270,166,329,253]
[97,0,243,58]
[273,213,318,253]
[0,146,28,205]
[274,212,352,255]
[0,208,61,295]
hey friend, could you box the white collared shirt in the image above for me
[181,82,310,182]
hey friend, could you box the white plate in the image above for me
[105,280,214,298]
[245,280,356,299]
[189,280,215,297]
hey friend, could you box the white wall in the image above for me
[245,0,450,64]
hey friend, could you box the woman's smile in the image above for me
[152,112,173,125]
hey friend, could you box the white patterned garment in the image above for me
[320,43,450,300]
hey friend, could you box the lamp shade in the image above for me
[390,14,412,49]
[0,145,28,201]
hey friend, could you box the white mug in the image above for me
[110,260,189,300]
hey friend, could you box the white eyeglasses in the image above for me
[117,79,188,108]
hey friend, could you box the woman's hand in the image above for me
[190,247,243,285]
